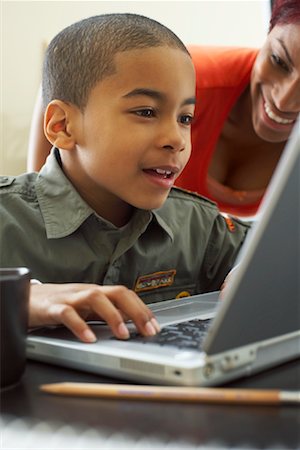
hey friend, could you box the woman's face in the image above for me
[251,22,300,143]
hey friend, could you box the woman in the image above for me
[176,0,300,216]
[27,0,300,217]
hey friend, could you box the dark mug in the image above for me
[0,267,30,389]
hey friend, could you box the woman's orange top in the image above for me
[176,46,260,217]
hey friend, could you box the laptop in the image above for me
[27,120,300,386]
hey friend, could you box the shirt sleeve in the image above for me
[30,279,42,285]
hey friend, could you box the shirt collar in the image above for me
[35,149,93,239]
[152,208,174,241]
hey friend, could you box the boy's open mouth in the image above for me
[143,168,175,179]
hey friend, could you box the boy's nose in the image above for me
[272,78,300,113]
[159,122,187,153]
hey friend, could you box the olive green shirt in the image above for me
[0,149,250,303]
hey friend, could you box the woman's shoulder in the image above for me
[189,45,258,88]
[188,45,258,66]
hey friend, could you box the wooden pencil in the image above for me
[40,383,300,405]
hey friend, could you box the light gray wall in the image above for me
[1,1,270,175]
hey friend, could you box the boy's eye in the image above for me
[179,114,194,125]
[271,54,290,73]
[134,109,155,118]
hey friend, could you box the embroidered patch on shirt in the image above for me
[135,270,176,293]
[224,217,236,232]
[176,291,191,299]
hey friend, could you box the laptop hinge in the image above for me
[203,346,257,380]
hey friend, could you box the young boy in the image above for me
[0,13,249,343]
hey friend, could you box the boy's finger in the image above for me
[68,287,131,339]
[47,303,97,343]
[102,286,161,336]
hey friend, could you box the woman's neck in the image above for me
[225,85,261,146]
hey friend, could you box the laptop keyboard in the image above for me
[126,319,211,350]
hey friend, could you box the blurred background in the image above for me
[1,0,271,175]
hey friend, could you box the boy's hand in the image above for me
[29,283,160,343]
[220,264,240,298]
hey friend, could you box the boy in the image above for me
[0,13,249,343]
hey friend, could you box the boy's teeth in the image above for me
[264,103,294,125]
[155,169,172,175]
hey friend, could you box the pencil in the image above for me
[40,383,300,405]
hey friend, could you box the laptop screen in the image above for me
[205,120,300,355]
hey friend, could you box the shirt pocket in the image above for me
[138,283,198,304]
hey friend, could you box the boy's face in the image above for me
[64,46,195,222]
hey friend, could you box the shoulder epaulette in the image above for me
[170,186,218,206]
[0,176,15,188]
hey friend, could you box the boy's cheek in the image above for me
[182,146,192,167]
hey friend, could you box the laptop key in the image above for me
[111,319,211,350]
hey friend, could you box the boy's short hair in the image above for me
[42,13,190,110]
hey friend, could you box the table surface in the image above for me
[2,356,300,449]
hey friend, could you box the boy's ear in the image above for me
[44,100,80,150]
